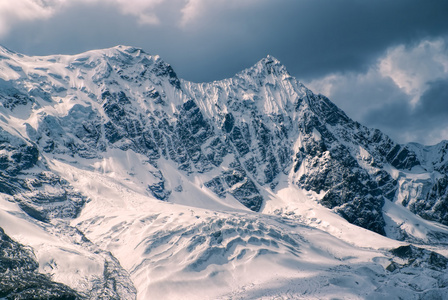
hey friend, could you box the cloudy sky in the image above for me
[1,0,448,145]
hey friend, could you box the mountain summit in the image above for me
[1,46,448,299]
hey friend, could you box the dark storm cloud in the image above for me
[2,0,448,82]
[417,80,448,119]
[363,79,448,144]
[0,2,182,58]
[364,100,413,129]
[309,72,411,122]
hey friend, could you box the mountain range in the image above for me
[1,45,448,299]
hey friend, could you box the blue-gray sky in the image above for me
[1,0,448,145]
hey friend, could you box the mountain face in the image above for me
[1,45,448,299]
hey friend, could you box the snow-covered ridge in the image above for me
[1,45,448,299]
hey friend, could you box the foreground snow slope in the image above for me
[74,156,448,299]
[1,45,448,299]
[45,149,448,299]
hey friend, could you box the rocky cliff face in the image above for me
[394,141,448,226]
[0,126,86,222]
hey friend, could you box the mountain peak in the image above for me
[110,45,146,55]
[263,54,281,64]
[238,55,289,78]
[67,45,149,63]
[258,54,286,73]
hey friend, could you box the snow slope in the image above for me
[55,153,448,299]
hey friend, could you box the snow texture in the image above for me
[0,45,448,299]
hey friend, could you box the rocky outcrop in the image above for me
[0,227,82,300]
[0,128,86,222]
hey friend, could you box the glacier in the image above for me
[0,45,448,299]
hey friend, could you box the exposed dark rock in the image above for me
[409,176,448,226]
[148,181,171,200]
[390,245,448,271]
[0,227,83,300]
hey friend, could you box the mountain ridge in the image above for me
[1,45,448,299]
[0,44,446,233]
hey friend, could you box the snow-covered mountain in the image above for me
[1,45,448,299]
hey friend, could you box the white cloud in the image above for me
[304,38,448,144]
[379,39,448,104]
[180,0,259,27]
[0,0,170,38]
[0,0,58,37]
[99,0,165,25]
[180,0,205,26]
[0,0,262,37]
[0,0,259,38]
[306,38,448,110]
[65,0,167,25]
[305,66,408,121]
